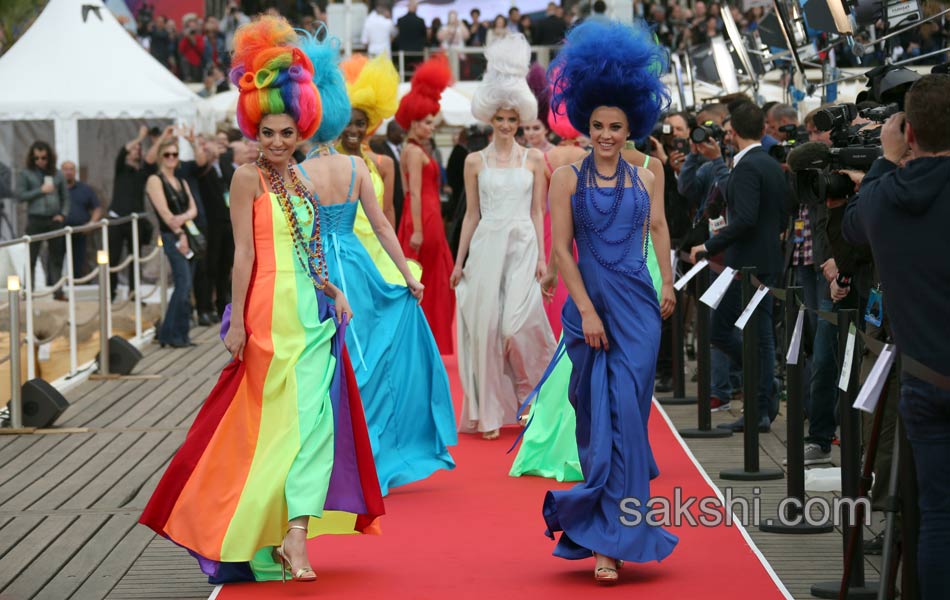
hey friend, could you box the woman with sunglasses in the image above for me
[146,139,199,348]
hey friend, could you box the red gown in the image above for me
[398,145,456,354]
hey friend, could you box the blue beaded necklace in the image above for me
[573,153,651,274]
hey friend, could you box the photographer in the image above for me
[842,74,950,599]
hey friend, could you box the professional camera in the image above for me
[768,124,810,163]
[787,142,880,204]
[690,121,725,145]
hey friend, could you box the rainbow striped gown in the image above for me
[140,175,384,582]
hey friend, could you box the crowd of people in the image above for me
[9,3,948,597]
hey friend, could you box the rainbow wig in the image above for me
[548,20,669,141]
[394,54,452,130]
[526,63,550,127]
[230,16,322,140]
[343,54,400,136]
[471,34,537,124]
[298,27,351,144]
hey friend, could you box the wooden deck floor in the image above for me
[0,326,889,599]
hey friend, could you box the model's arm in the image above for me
[528,148,547,281]
[222,165,257,361]
[376,153,397,228]
[644,164,674,319]
[550,164,608,351]
[404,146,425,251]
[449,152,483,288]
[356,158,422,297]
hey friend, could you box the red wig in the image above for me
[394,54,452,130]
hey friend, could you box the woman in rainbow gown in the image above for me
[297,34,457,497]
[140,17,384,584]
[532,21,678,584]
[337,54,422,286]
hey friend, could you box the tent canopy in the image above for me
[0,0,198,121]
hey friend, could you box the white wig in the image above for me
[471,34,538,123]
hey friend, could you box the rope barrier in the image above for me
[674,251,950,390]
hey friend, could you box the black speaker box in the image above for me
[22,378,69,429]
[97,336,143,376]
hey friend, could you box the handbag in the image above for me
[160,175,207,259]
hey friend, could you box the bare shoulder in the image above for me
[464,151,483,170]
[233,163,259,184]
[551,161,580,189]
[375,152,393,170]
[635,163,656,187]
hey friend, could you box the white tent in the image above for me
[0,0,199,171]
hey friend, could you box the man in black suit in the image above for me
[394,0,426,70]
[371,120,406,226]
[534,2,567,45]
[690,102,788,432]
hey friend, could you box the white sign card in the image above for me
[853,345,896,414]
[735,285,770,330]
[700,267,737,310]
[785,307,806,365]
[838,324,858,392]
[673,258,708,292]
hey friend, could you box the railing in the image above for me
[1,213,166,427]
[388,45,559,83]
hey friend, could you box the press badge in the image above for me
[709,216,726,236]
[865,287,883,327]
[793,219,806,244]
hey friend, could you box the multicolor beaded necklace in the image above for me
[257,155,329,290]
[573,153,651,274]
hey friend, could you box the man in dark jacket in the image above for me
[394,0,426,69]
[16,141,69,295]
[371,121,406,226]
[842,74,950,599]
[691,102,789,431]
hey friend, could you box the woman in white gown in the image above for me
[451,34,556,440]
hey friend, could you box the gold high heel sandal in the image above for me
[273,525,317,583]
[593,553,620,585]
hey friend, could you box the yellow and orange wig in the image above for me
[342,54,400,136]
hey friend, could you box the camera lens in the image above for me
[690,126,708,144]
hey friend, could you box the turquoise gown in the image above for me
[307,157,458,496]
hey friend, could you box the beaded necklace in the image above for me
[573,153,651,274]
[257,156,329,290]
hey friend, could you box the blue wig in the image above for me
[548,20,670,141]
[298,27,351,144]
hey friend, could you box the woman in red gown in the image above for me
[394,55,456,354]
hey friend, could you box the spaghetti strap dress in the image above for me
[140,169,384,583]
[316,157,457,496]
[540,158,677,563]
[456,148,556,434]
[351,154,423,286]
[397,142,456,354]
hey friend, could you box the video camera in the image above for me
[768,123,810,164]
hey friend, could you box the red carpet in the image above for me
[214,355,791,599]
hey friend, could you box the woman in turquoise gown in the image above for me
[296,31,457,497]
[297,154,457,497]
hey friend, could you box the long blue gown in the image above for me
[542,157,678,563]
[312,157,458,496]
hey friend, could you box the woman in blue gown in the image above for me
[296,30,457,496]
[540,20,678,584]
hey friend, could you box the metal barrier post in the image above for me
[65,227,78,375]
[22,239,35,380]
[659,287,696,406]
[811,309,878,599]
[720,266,783,481]
[97,250,110,375]
[132,215,142,340]
[101,220,112,338]
[760,286,832,533]
[680,262,731,438]
[398,51,406,82]
[7,276,23,428]
[158,236,168,321]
